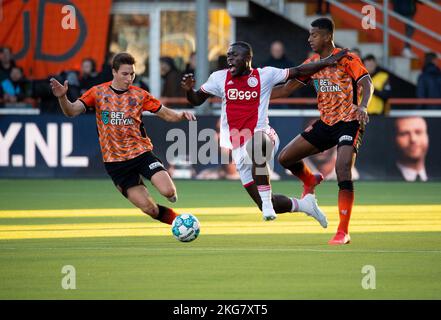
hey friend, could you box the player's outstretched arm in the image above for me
[156,105,196,122]
[270,79,305,99]
[352,75,373,125]
[181,73,211,106]
[50,78,85,117]
[288,48,349,79]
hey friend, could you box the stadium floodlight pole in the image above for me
[195,0,210,114]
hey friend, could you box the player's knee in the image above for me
[159,185,176,199]
[278,150,295,168]
[140,203,159,217]
[278,150,287,167]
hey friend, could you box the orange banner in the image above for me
[0,0,112,79]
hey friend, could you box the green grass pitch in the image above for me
[0,179,440,299]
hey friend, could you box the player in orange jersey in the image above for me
[50,52,196,225]
[271,18,373,245]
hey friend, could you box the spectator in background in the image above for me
[263,41,293,69]
[264,41,295,109]
[0,66,32,105]
[99,52,116,83]
[391,117,430,182]
[160,56,184,97]
[0,47,16,82]
[417,52,441,109]
[34,70,80,113]
[392,0,418,58]
[351,47,361,58]
[183,52,196,75]
[79,58,100,95]
[316,0,330,15]
[133,58,150,92]
[216,55,228,71]
[363,54,392,115]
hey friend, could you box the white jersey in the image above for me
[201,67,289,149]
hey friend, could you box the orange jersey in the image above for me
[79,82,162,162]
[297,48,369,126]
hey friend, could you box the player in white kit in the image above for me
[181,41,347,224]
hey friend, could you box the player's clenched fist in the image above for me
[181,73,196,91]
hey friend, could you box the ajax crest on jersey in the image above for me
[172,214,200,242]
[247,76,258,88]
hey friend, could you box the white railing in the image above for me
[361,0,441,45]
[419,0,441,12]
[326,0,441,67]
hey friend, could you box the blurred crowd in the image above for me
[1,42,440,113]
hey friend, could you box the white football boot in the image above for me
[300,194,328,228]
[262,203,277,221]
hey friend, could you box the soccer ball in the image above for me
[172,214,200,242]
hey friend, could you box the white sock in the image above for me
[291,197,309,213]
[290,197,299,212]
[257,185,273,208]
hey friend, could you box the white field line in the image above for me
[0,246,440,254]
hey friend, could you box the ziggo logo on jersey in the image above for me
[227,89,258,100]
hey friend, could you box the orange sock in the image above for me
[337,181,354,234]
[156,205,178,225]
[288,161,316,186]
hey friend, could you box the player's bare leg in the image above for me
[124,184,178,225]
[329,145,356,245]
[125,185,159,217]
[151,171,178,203]
[278,134,323,197]
[245,183,328,228]
[246,131,277,221]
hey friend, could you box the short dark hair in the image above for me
[112,52,135,71]
[311,17,335,34]
[363,54,377,63]
[424,52,437,64]
[231,41,253,57]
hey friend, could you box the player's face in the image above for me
[112,64,136,90]
[364,59,377,74]
[395,117,429,162]
[308,27,330,53]
[227,46,251,77]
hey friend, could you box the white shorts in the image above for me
[231,127,280,187]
